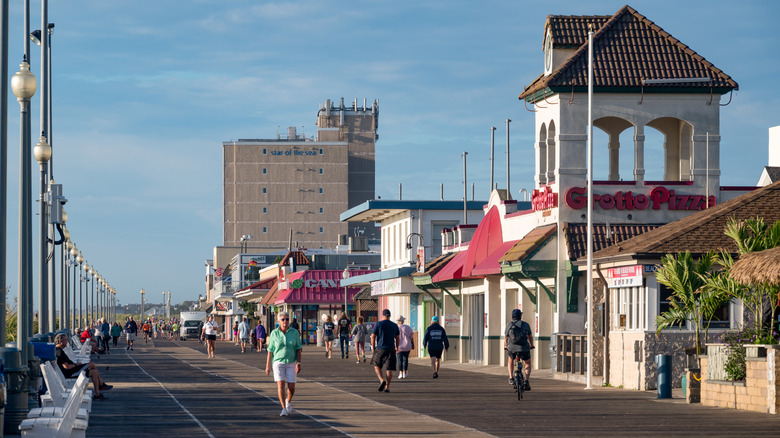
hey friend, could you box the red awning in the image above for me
[236,277,275,293]
[471,239,520,276]
[431,251,472,283]
[275,269,376,305]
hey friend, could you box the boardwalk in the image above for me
[79,337,780,437]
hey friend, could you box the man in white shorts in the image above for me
[265,311,302,416]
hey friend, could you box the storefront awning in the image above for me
[275,270,375,305]
[432,251,473,283]
[234,277,276,301]
[471,239,519,276]
[258,283,280,306]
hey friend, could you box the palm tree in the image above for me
[655,251,728,356]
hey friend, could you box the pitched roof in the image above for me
[566,223,661,261]
[590,182,779,260]
[762,167,780,184]
[545,15,611,48]
[500,225,557,264]
[520,5,738,100]
[278,250,310,267]
[411,252,457,278]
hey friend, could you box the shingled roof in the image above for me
[520,5,739,100]
[589,182,778,261]
[566,223,661,261]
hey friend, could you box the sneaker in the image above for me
[285,401,293,414]
[433,372,438,379]
[345,354,349,359]
[363,357,366,363]
[356,360,360,364]
[378,380,387,392]
[524,381,531,391]
[99,384,113,391]
[93,394,106,400]
[280,407,288,416]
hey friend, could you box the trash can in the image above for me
[0,347,27,436]
[655,354,672,399]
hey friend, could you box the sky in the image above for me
[1,0,779,309]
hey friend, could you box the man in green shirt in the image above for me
[265,311,302,416]
[172,322,179,340]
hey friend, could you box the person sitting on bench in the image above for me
[54,333,112,400]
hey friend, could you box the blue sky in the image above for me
[2,1,778,308]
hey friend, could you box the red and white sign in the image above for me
[416,246,425,273]
[532,185,558,211]
[565,186,716,211]
[607,265,644,288]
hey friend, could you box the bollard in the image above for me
[655,354,672,399]
[0,347,29,435]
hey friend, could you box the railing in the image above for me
[555,334,587,374]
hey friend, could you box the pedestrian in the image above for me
[110,322,121,347]
[290,318,300,330]
[337,312,352,359]
[100,318,111,355]
[125,316,138,351]
[255,321,267,352]
[371,309,400,393]
[233,321,239,345]
[203,315,219,358]
[351,316,368,363]
[172,321,179,340]
[239,316,250,353]
[55,334,112,400]
[265,311,302,417]
[322,315,335,359]
[423,316,449,378]
[142,320,152,343]
[396,315,413,379]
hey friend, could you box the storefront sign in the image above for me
[607,265,643,288]
[417,246,425,273]
[565,186,716,211]
[444,313,460,328]
[531,185,558,211]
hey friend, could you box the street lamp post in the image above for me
[341,268,350,316]
[12,54,37,368]
[0,0,9,348]
[33,134,50,334]
[70,244,78,331]
[140,289,146,322]
[76,252,83,329]
[89,266,95,323]
[82,261,89,326]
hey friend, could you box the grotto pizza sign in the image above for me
[564,186,716,211]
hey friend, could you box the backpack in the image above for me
[508,321,529,347]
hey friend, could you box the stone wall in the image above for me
[608,331,696,390]
[701,345,780,414]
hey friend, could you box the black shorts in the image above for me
[370,348,397,371]
[509,350,531,361]
[206,334,217,341]
[428,349,443,359]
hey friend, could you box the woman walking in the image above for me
[322,315,335,359]
[396,315,413,378]
[351,316,368,363]
[202,315,219,358]
[110,322,121,347]
[265,311,302,417]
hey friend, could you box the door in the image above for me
[468,294,484,363]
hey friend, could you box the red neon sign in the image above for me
[565,186,716,211]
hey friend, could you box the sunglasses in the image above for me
[280,318,289,321]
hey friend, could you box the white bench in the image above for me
[19,372,89,438]
[40,362,92,413]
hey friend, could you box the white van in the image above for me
[180,311,207,340]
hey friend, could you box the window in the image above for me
[319,207,323,214]
[262,168,267,175]
[612,284,647,331]
[319,187,323,194]
[262,187,267,194]
[658,283,683,330]
[319,148,323,155]
[319,168,324,175]
[262,227,267,233]
[262,207,267,214]
[319,227,324,233]
[263,148,267,155]
[709,302,731,329]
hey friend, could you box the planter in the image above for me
[684,368,701,403]
[745,344,770,358]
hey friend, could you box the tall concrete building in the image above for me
[223,98,379,249]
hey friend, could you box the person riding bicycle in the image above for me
[505,309,534,391]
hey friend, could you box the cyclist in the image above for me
[505,309,534,391]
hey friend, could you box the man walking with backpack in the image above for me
[505,309,534,390]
